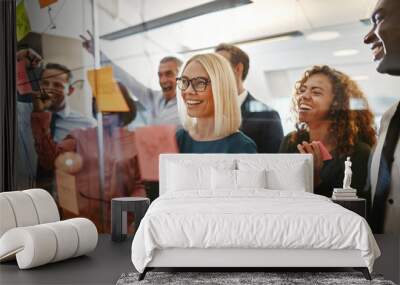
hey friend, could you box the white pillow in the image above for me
[266,166,307,191]
[238,159,308,192]
[166,160,236,192]
[236,169,267,189]
[211,169,267,190]
[167,163,210,191]
[211,168,236,190]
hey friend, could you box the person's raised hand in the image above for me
[79,30,94,56]
[32,90,51,112]
[16,48,42,69]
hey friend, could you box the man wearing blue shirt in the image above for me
[16,53,95,190]
[81,31,182,128]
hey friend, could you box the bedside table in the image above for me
[331,198,366,218]
[111,197,150,242]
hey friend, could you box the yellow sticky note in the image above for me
[87,66,129,112]
[39,0,58,9]
[16,0,31,42]
[87,66,113,98]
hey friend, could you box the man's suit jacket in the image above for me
[240,92,283,153]
[370,101,400,233]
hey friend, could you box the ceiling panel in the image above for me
[117,0,214,25]
[97,0,379,54]
[297,0,374,28]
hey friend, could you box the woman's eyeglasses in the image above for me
[176,77,210,92]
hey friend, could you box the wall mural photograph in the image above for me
[0,0,399,284]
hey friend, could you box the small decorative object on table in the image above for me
[332,157,358,200]
[111,197,150,242]
[331,157,366,218]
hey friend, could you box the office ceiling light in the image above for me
[333,49,359,57]
[101,0,253,41]
[306,31,340,41]
[237,31,302,46]
[178,31,303,54]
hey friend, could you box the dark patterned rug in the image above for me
[116,271,396,285]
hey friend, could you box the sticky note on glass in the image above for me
[315,141,332,161]
[55,170,80,215]
[135,125,179,181]
[39,0,58,8]
[16,60,32,95]
[87,66,129,112]
[16,0,31,42]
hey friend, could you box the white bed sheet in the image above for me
[131,190,380,273]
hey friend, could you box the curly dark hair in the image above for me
[291,65,376,157]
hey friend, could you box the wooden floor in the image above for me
[0,234,398,285]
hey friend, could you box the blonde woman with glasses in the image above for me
[175,53,256,153]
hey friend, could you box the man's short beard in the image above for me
[377,54,400,76]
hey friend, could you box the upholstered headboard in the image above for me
[159,154,314,195]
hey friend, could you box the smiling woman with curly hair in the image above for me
[279,65,376,199]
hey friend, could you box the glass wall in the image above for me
[15,0,398,233]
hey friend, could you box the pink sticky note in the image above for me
[315,141,332,161]
[135,125,179,181]
[16,60,32,95]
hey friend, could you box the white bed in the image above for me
[131,154,380,280]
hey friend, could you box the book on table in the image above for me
[332,188,358,200]
[333,188,357,193]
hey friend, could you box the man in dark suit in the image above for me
[215,43,283,153]
[364,0,400,233]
